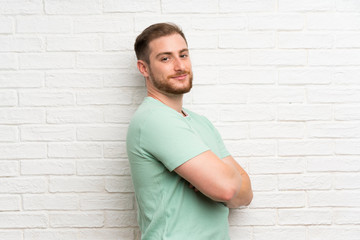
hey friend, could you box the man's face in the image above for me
[146,34,193,95]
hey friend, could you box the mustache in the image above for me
[168,71,191,78]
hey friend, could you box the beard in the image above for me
[149,70,193,95]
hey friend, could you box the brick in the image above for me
[77,229,134,240]
[44,0,101,14]
[336,140,360,155]
[308,227,360,240]
[80,194,133,210]
[229,227,252,240]
[46,35,100,51]
[220,69,276,85]
[19,53,75,70]
[0,0,42,14]
[0,213,48,228]
[191,16,246,30]
[278,69,333,85]
[248,14,304,30]
[21,160,75,175]
[220,105,276,122]
[0,17,14,33]
[17,16,72,33]
[162,0,218,13]
[48,143,102,158]
[251,175,277,191]
[279,174,332,190]
[250,192,305,208]
[50,212,104,228]
[77,89,133,105]
[103,34,136,51]
[21,125,75,141]
[50,177,104,193]
[334,209,360,224]
[77,52,134,69]
[74,16,133,33]
[0,177,46,194]
[308,88,360,103]
[225,140,276,157]
[279,0,334,12]
[47,108,103,123]
[187,33,218,49]
[192,86,247,104]
[253,227,306,240]
[23,194,78,210]
[336,0,360,12]
[308,13,360,30]
[250,123,304,139]
[278,209,332,225]
[229,209,276,226]
[104,0,159,13]
[0,143,47,159]
[0,231,22,240]
[0,36,43,52]
[248,87,305,103]
[219,0,276,12]
[335,174,360,189]
[336,33,360,48]
[103,143,128,159]
[134,15,192,32]
[278,104,332,121]
[19,90,74,106]
[103,70,144,87]
[0,72,43,88]
[220,32,274,49]
[251,50,307,66]
[105,211,137,227]
[308,191,360,207]
[25,230,77,240]
[307,156,360,172]
[105,176,134,193]
[335,104,360,120]
[77,125,127,141]
[46,72,103,88]
[77,160,129,176]
[215,124,248,140]
[249,157,305,174]
[334,69,360,85]
[279,140,334,156]
[278,33,333,49]
[0,195,20,211]
[0,160,18,177]
[308,122,360,138]
[191,50,249,66]
[0,53,17,70]
[0,126,18,142]
[104,106,137,123]
[309,50,360,66]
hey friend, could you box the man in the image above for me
[126,23,253,240]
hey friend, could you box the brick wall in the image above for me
[1,0,360,239]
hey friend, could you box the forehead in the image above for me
[148,34,188,57]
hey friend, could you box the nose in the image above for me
[173,57,185,71]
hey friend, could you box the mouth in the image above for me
[170,74,188,80]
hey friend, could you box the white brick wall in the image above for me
[0,0,359,239]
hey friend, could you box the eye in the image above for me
[161,57,170,62]
[180,54,188,58]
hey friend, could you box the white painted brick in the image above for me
[134,15,192,32]
[0,17,14,33]
[278,33,333,49]
[17,16,72,33]
[0,0,42,14]
[50,177,104,193]
[279,0,334,12]
[250,123,304,138]
[77,229,134,240]
[308,13,360,30]
[187,33,218,49]
[278,104,332,121]
[0,195,20,211]
[47,108,103,123]
[215,124,248,140]
[309,227,360,240]
[220,32,274,49]
[307,156,360,172]
[19,53,75,70]
[0,177,46,193]
[103,143,128,159]
[23,194,79,210]
[225,140,276,157]
[250,192,305,208]
[251,50,307,66]
[335,174,360,189]
[0,36,43,52]
[334,69,360,85]
[308,88,360,103]
[221,105,276,122]
[248,87,305,103]
[19,90,74,106]
[44,0,101,14]
[46,72,103,88]
[21,125,75,141]
[74,16,133,33]
[162,0,218,13]
[0,53,17,70]
[279,69,333,85]
[48,143,102,158]
[192,86,247,104]
[0,72,43,88]
[46,35,100,51]
[80,194,133,210]
[336,33,360,48]
[251,175,277,191]
[248,14,304,30]
[77,52,134,69]
[0,108,44,124]
[77,89,132,105]
[278,209,332,225]
[308,191,360,207]
[253,227,306,240]
[50,212,104,228]
[220,69,276,85]
[279,140,334,156]
[309,50,360,66]
[77,160,129,176]
[0,126,18,142]
[77,125,127,141]
[191,50,249,66]
[0,213,48,228]
[0,143,47,159]
[0,231,22,240]
[308,122,360,138]
[0,161,18,177]
[229,209,276,226]
[219,0,276,12]
[335,104,360,121]
[105,211,138,227]
[249,157,305,174]
[334,209,360,224]
[105,176,134,193]
[279,174,332,190]
[103,70,144,87]
[21,160,75,175]
[25,230,77,240]
[336,0,360,12]
[104,106,137,123]
[229,227,252,240]
[191,16,246,30]
[103,34,135,51]
[104,0,159,13]
[336,140,360,155]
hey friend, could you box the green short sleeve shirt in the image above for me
[126,97,231,240]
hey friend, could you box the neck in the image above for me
[147,90,184,114]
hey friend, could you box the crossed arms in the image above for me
[175,150,253,208]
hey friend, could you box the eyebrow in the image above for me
[155,48,189,59]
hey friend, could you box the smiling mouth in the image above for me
[170,74,188,80]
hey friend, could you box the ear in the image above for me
[137,60,150,78]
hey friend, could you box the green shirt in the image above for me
[126,97,231,240]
